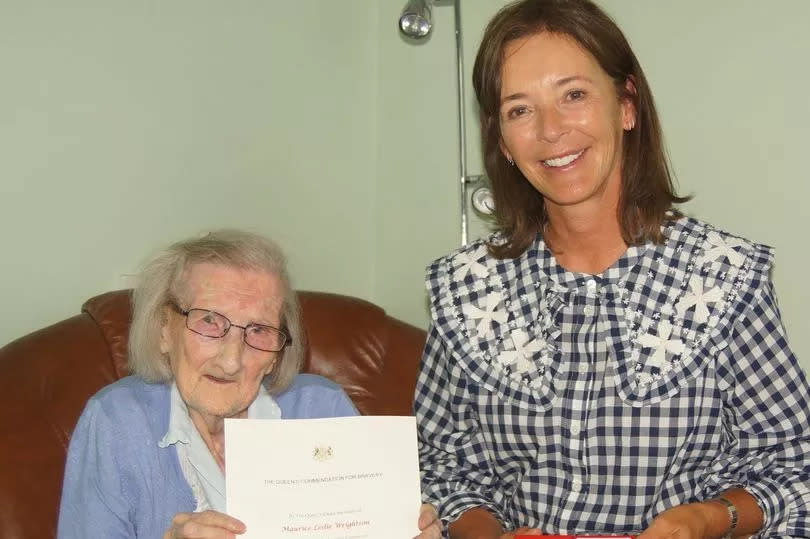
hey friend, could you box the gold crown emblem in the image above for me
[312,446,334,462]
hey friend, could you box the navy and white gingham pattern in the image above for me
[415,217,810,537]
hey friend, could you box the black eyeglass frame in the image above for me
[169,302,291,353]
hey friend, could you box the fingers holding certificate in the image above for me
[415,504,441,539]
[225,416,423,538]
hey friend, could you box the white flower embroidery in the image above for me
[529,377,546,389]
[635,320,685,370]
[703,231,747,267]
[453,250,489,280]
[499,329,544,375]
[675,275,724,324]
[462,292,507,339]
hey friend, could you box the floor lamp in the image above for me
[398,0,494,246]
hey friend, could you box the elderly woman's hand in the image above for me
[414,503,442,539]
[163,510,246,539]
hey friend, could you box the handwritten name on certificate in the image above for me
[225,416,422,539]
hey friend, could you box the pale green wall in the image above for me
[1,1,380,344]
[2,1,808,373]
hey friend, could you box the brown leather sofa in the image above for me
[0,289,427,539]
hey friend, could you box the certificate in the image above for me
[225,416,422,539]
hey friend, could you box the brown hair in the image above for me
[473,0,688,258]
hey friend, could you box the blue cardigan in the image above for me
[57,374,358,538]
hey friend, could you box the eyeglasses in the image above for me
[170,303,290,352]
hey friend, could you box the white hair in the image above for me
[128,229,304,393]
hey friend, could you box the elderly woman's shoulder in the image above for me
[71,376,170,445]
[275,374,358,418]
[89,375,169,407]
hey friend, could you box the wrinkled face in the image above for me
[498,32,635,212]
[160,262,282,421]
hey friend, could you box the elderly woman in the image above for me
[58,230,439,538]
[414,1,810,538]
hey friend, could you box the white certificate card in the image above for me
[225,416,421,539]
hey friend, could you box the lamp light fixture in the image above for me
[399,0,433,39]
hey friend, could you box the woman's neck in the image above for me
[189,409,247,474]
[543,197,627,275]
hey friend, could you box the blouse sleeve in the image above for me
[57,397,136,539]
[704,279,810,537]
[415,324,512,533]
[330,385,360,417]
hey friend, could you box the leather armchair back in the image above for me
[0,290,426,539]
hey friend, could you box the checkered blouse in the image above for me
[415,217,809,537]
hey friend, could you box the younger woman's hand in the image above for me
[415,504,442,539]
[500,527,542,538]
[636,502,711,539]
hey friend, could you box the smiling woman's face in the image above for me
[160,262,282,423]
[498,31,636,214]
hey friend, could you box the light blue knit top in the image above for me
[57,374,357,538]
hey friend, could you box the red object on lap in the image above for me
[516,536,635,539]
